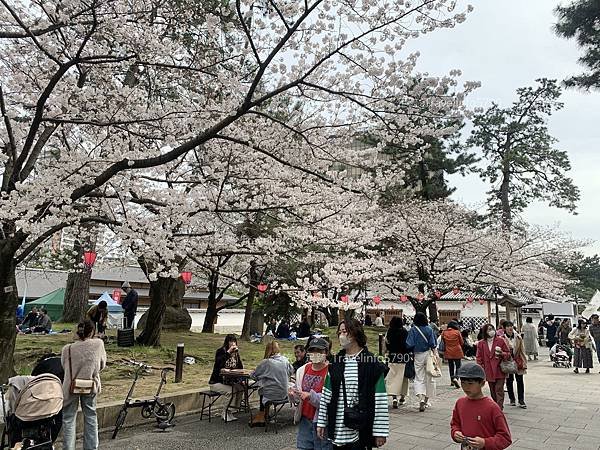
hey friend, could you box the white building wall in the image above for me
[135,308,246,334]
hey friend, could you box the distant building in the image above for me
[15,266,238,309]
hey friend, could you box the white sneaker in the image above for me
[223,412,238,422]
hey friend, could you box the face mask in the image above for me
[487,330,496,338]
[339,334,352,348]
[308,353,326,364]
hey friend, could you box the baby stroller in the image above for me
[552,344,572,368]
[1,374,63,449]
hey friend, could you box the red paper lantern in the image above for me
[479,298,485,305]
[257,283,268,293]
[83,250,97,270]
[373,295,381,305]
[181,271,192,285]
[340,295,349,303]
[112,289,121,304]
[434,290,442,299]
[400,295,408,303]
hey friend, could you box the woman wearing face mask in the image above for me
[476,324,511,410]
[290,338,332,450]
[316,319,389,449]
[406,312,438,412]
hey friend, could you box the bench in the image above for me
[199,390,222,422]
[264,399,289,434]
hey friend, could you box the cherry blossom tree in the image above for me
[0,0,476,380]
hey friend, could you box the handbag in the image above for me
[69,345,96,395]
[414,326,442,378]
[500,358,518,374]
[403,358,415,379]
[438,336,445,353]
[341,376,367,431]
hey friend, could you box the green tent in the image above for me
[25,288,66,322]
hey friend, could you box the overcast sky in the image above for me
[404,0,600,255]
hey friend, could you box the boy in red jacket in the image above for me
[451,362,512,450]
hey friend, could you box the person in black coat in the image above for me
[297,317,311,338]
[121,281,138,329]
[276,320,290,339]
[316,319,389,449]
[208,334,244,422]
[385,316,412,408]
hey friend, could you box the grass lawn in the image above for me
[14,324,388,404]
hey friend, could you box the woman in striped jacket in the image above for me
[316,319,389,450]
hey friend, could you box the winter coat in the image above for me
[441,328,464,360]
[476,337,511,382]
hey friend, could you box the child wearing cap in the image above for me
[289,337,332,450]
[450,362,512,450]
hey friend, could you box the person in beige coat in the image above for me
[569,320,595,373]
[61,320,106,450]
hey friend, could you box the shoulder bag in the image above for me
[415,326,442,378]
[498,338,518,374]
[341,373,367,431]
[69,345,96,395]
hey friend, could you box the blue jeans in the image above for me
[297,416,332,450]
[62,395,98,450]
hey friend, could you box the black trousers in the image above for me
[448,359,462,379]
[334,443,368,450]
[124,314,135,329]
[506,373,525,404]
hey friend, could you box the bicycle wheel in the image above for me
[141,404,154,419]
[155,402,175,422]
[112,408,128,439]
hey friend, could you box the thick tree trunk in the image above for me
[0,240,19,383]
[62,241,91,322]
[500,163,512,231]
[428,301,438,322]
[241,262,257,341]
[322,307,339,328]
[202,271,219,333]
[137,260,190,345]
[137,277,185,347]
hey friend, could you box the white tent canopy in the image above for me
[582,290,600,319]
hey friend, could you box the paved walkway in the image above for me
[100,348,600,450]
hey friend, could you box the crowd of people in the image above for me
[539,313,599,373]
[13,305,600,450]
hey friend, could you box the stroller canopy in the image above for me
[14,374,63,422]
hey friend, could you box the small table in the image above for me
[220,369,256,417]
